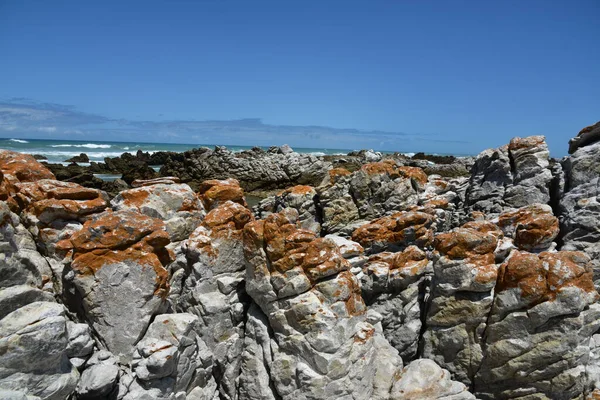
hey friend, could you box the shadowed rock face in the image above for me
[465,136,553,217]
[4,125,600,399]
[560,125,600,290]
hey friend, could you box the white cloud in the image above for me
[37,126,57,133]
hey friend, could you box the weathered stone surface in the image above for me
[465,136,553,216]
[198,178,248,211]
[122,313,218,400]
[242,210,404,399]
[176,201,254,399]
[254,185,320,233]
[560,134,600,287]
[63,210,171,361]
[0,302,79,400]
[160,146,332,191]
[352,210,436,254]
[390,359,475,399]
[75,364,119,399]
[0,285,54,320]
[15,180,109,226]
[475,250,600,399]
[496,203,559,252]
[0,150,55,183]
[317,169,360,235]
[569,121,600,154]
[316,162,423,235]
[350,161,420,220]
[422,221,502,385]
[0,202,53,289]
[111,183,205,241]
[360,246,433,360]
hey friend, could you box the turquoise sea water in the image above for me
[0,138,364,164]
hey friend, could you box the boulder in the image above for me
[111,183,205,241]
[351,211,436,254]
[465,136,553,216]
[197,178,248,210]
[121,313,218,399]
[254,185,320,233]
[0,302,79,400]
[62,209,171,361]
[475,250,600,398]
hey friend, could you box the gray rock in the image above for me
[160,147,332,191]
[0,285,55,320]
[75,364,119,399]
[0,301,79,400]
[111,183,205,242]
[390,359,475,399]
[569,120,600,154]
[359,247,433,360]
[560,139,600,286]
[0,203,52,289]
[465,136,553,217]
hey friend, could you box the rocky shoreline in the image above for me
[1,121,599,399]
[41,146,474,201]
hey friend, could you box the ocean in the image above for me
[0,138,367,165]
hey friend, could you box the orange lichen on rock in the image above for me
[203,200,253,239]
[397,166,428,186]
[335,270,366,317]
[197,178,247,210]
[69,209,168,252]
[247,211,349,286]
[352,211,435,251]
[434,222,500,266]
[497,204,559,251]
[13,180,109,223]
[327,168,351,184]
[496,250,597,306]
[508,135,546,151]
[361,160,400,177]
[0,150,55,182]
[66,209,172,297]
[277,185,315,197]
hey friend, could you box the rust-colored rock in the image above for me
[277,185,315,197]
[352,211,436,253]
[14,179,109,224]
[203,200,253,238]
[397,166,428,187]
[65,209,172,297]
[497,204,559,251]
[508,135,546,151]
[361,160,400,177]
[496,250,597,306]
[434,222,501,266]
[327,167,351,184]
[0,149,55,182]
[197,178,247,210]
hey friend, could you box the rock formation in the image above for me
[1,123,600,399]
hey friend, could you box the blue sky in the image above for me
[0,1,598,155]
